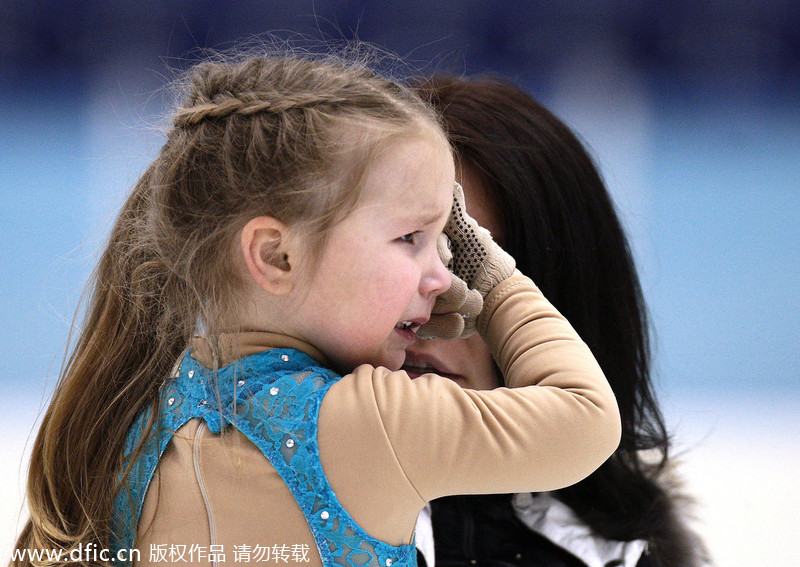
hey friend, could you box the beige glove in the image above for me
[418,182,516,339]
[417,234,483,339]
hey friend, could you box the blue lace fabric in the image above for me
[111,348,416,567]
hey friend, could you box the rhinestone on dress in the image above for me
[270,387,279,396]
[285,439,295,448]
[320,511,329,520]
[188,370,195,378]
[386,560,393,566]
[237,380,245,387]
[280,354,290,362]
[167,397,175,406]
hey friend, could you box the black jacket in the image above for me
[417,494,661,567]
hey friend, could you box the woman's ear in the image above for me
[240,216,296,295]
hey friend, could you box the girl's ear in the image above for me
[240,216,296,295]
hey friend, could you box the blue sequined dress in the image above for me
[112,348,416,567]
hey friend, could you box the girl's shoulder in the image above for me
[156,348,341,433]
[181,346,339,397]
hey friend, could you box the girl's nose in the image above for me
[420,245,452,297]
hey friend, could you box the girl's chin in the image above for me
[387,350,412,372]
[332,343,407,373]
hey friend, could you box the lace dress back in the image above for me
[112,348,416,567]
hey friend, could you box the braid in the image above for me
[173,56,394,128]
[173,92,358,127]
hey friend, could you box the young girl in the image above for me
[12,53,620,567]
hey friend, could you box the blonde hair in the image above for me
[13,51,445,566]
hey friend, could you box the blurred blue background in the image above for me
[1,2,798,565]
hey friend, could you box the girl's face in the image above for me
[291,136,454,373]
[402,162,504,390]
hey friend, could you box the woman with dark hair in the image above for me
[406,77,708,567]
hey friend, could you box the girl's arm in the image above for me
[318,270,620,545]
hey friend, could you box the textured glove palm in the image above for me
[418,182,516,339]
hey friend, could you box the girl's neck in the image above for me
[191,331,330,369]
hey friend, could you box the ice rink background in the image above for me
[2,3,799,565]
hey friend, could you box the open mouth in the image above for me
[394,320,421,342]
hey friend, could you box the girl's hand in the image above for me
[418,182,515,339]
[446,181,516,296]
[417,234,483,339]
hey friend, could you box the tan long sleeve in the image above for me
[318,271,620,545]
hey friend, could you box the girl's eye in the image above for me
[399,232,419,245]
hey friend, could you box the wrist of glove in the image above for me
[418,182,515,340]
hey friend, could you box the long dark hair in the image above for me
[415,76,704,565]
